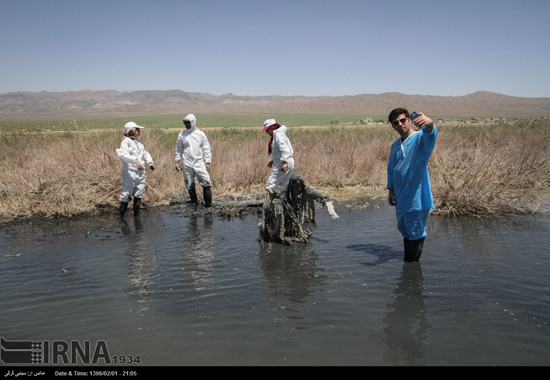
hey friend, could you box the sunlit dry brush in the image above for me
[207,125,394,193]
[429,120,550,216]
[0,124,394,222]
[285,125,393,189]
[0,131,128,221]
[207,129,268,196]
[0,129,180,222]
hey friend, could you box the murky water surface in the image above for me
[1,198,549,366]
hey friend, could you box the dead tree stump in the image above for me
[258,172,339,245]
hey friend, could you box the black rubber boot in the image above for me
[403,238,414,262]
[203,186,212,207]
[410,237,425,262]
[133,197,142,216]
[188,184,198,205]
[118,202,129,218]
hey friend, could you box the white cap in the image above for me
[124,121,144,130]
[262,119,276,132]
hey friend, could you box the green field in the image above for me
[2,112,545,133]
[0,113,388,132]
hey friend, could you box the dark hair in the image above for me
[124,128,138,137]
[388,108,409,123]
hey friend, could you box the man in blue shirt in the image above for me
[387,108,437,262]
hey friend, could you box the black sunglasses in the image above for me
[391,117,408,126]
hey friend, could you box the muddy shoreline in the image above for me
[0,186,384,229]
[0,194,264,229]
[2,185,548,229]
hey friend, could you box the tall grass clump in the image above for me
[429,120,550,216]
[0,129,180,222]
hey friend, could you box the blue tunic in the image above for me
[387,125,437,214]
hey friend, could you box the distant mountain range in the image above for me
[1,89,549,118]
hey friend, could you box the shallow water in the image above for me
[1,198,549,366]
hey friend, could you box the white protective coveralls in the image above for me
[175,114,212,189]
[266,124,294,191]
[116,135,154,202]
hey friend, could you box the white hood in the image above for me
[273,125,287,135]
[183,114,197,131]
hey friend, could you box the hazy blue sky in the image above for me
[1,0,549,97]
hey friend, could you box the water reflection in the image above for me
[178,212,215,299]
[120,217,158,313]
[345,229,431,365]
[257,242,322,304]
[383,262,431,366]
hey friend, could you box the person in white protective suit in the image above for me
[262,119,294,191]
[174,114,213,207]
[116,121,155,218]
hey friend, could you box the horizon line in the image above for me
[2,89,549,99]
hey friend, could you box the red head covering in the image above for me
[266,123,281,155]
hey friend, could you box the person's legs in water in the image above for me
[187,183,198,205]
[410,237,425,261]
[397,210,429,262]
[133,197,141,216]
[118,201,129,218]
[203,186,212,207]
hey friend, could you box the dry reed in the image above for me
[430,121,550,216]
[1,120,549,223]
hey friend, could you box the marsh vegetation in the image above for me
[1,117,549,223]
